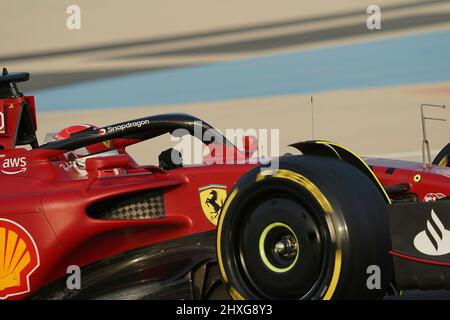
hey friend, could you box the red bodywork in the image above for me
[0,94,449,299]
[368,158,450,203]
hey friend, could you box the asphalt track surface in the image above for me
[2,0,448,63]
[123,13,450,57]
[6,0,450,93]
[29,29,450,111]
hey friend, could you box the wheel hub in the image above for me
[259,222,300,273]
[274,235,298,259]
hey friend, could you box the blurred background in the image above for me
[0,0,449,164]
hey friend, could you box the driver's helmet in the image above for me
[46,124,123,176]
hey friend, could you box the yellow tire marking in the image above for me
[269,169,333,215]
[316,141,392,205]
[438,155,448,167]
[228,286,244,300]
[216,188,239,285]
[323,249,342,300]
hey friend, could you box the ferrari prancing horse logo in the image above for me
[199,184,227,226]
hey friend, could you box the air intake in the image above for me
[87,190,165,220]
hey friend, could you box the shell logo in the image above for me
[0,218,39,299]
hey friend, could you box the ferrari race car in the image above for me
[0,70,449,300]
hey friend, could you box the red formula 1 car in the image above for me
[0,71,449,300]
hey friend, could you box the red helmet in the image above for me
[54,124,112,160]
[50,124,122,176]
[54,124,92,140]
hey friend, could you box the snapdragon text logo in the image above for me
[106,120,150,133]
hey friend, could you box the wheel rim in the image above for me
[235,194,330,299]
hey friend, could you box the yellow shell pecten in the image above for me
[0,227,31,291]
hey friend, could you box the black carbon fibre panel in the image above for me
[89,190,165,220]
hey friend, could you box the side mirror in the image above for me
[85,154,129,190]
[243,135,258,157]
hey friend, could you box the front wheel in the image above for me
[433,142,450,167]
[217,155,393,300]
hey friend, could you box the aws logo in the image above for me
[0,219,39,299]
[1,157,27,175]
